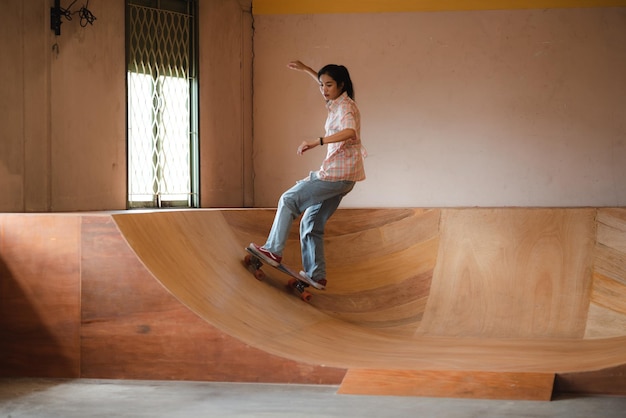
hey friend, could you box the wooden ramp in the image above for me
[110,208,626,399]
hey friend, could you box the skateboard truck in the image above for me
[244,249,313,302]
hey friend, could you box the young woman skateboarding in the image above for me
[249,60,366,290]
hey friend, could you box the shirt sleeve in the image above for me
[340,105,357,131]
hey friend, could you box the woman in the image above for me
[249,60,366,290]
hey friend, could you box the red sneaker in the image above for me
[249,243,282,267]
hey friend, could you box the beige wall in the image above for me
[252,8,626,207]
[1,0,126,212]
[2,3,624,211]
[200,0,254,207]
[0,0,252,212]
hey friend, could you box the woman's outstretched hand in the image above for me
[297,140,317,155]
[288,60,318,81]
[287,60,307,71]
[298,141,314,155]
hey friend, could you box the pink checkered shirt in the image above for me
[318,92,366,182]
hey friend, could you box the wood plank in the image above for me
[555,364,626,396]
[585,302,626,339]
[418,208,595,339]
[587,209,626,337]
[593,245,626,286]
[590,272,626,315]
[597,222,626,254]
[338,369,555,400]
[80,215,345,384]
[596,208,626,234]
[0,214,81,377]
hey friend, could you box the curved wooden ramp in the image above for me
[112,208,626,399]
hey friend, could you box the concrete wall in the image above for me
[0,0,252,212]
[252,7,626,207]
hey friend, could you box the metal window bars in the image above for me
[127,1,198,208]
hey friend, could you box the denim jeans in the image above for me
[263,172,355,281]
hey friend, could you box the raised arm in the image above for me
[287,60,319,83]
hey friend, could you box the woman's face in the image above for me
[318,74,343,101]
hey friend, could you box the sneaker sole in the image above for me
[248,245,280,267]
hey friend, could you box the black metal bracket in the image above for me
[50,0,62,36]
[50,0,96,36]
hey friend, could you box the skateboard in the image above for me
[244,246,313,302]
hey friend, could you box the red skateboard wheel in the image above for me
[254,269,266,281]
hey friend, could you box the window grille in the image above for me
[127,0,198,208]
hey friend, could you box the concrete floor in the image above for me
[1,379,625,418]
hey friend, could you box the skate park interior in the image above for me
[2,0,626,403]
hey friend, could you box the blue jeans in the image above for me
[263,172,355,281]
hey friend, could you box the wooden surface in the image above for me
[79,215,345,384]
[418,208,595,339]
[555,364,626,396]
[587,208,626,338]
[0,215,81,377]
[0,213,344,384]
[338,369,555,400]
[2,208,626,397]
[112,208,626,374]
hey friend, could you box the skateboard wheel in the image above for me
[287,278,297,288]
[245,253,263,270]
[301,291,312,302]
[254,269,266,281]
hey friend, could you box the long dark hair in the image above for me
[318,64,355,100]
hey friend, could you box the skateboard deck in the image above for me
[244,246,313,302]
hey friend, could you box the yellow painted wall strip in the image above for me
[252,0,626,15]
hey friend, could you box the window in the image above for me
[126,0,198,208]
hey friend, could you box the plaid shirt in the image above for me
[318,92,366,182]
